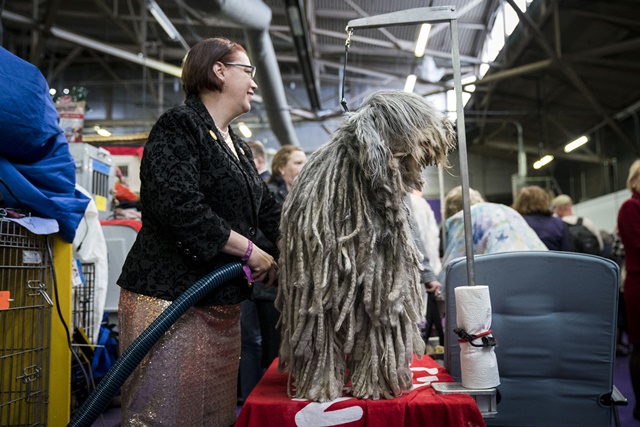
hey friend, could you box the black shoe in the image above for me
[617,344,631,356]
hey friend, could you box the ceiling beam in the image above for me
[92,0,138,44]
[429,0,486,39]
[283,0,321,110]
[567,8,640,29]
[29,0,62,66]
[4,10,182,75]
[312,27,485,65]
[474,0,559,135]
[568,37,640,60]
[504,0,638,154]
[570,57,640,72]
[47,45,84,84]
[480,140,604,163]
[421,58,553,97]
[343,0,405,50]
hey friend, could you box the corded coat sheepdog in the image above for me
[276,90,457,401]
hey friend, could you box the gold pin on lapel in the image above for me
[209,129,218,141]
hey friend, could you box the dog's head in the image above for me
[343,90,457,193]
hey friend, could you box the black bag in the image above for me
[567,217,601,256]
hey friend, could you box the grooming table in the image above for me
[236,355,485,427]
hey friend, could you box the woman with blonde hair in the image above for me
[248,144,307,379]
[618,159,640,420]
[267,145,307,203]
[513,185,572,251]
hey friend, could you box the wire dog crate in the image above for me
[70,263,96,416]
[0,219,52,427]
[72,263,95,345]
[68,142,115,220]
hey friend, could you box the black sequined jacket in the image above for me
[117,94,281,306]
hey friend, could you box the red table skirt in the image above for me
[236,355,485,427]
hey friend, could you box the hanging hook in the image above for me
[340,27,353,112]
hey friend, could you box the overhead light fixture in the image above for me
[49,88,56,96]
[238,122,252,138]
[146,0,190,51]
[564,135,588,153]
[533,155,554,170]
[94,125,112,137]
[404,74,417,93]
[414,24,431,58]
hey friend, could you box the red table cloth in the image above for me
[236,355,485,427]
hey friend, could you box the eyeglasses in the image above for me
[222,62,256,78]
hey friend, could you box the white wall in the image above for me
[573,189,630,233]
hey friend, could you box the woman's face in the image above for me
[222,51,258,115]
[279,150,307,189]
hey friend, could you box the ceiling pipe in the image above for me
[196,0,300,146]
[284,0,321,110]
[508,120,526,179]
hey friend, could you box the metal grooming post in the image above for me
[347,6,476,287]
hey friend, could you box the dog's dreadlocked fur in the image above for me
[276,90,457,402]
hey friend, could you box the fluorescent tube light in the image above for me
[533,155,554,170]
[404,74,417,93]
[414,24,431,58]
[147,0,178,40]
[238,122,252,138]
[564,135,588,153]
[147,0,189,50]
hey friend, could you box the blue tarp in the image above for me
[0,47,90,242]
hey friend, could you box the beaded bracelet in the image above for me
[242,240,253,262]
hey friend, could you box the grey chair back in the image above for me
[444,251,619,426]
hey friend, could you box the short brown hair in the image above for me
[513,186,552,216]
[268,145,304,184]
[246,140,266,160]
[181,37,249,97]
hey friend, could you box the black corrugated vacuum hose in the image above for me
[68,262,245,427]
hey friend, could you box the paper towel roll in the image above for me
[455,285,500,389]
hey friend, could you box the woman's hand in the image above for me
[425,280,442,298]
[247,244,278,287]
[223,230,278,286]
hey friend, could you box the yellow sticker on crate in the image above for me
[95,195,107,211]
[0,291,10,310]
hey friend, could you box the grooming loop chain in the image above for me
[340,27,354,112]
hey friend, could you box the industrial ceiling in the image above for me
[2,0,639,199]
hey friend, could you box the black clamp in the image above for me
[454,327,497,348]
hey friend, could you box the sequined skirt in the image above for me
[119,288,241,427]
